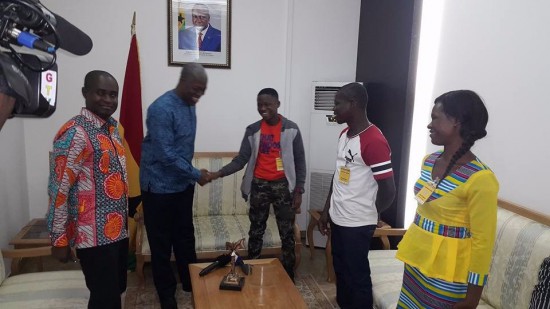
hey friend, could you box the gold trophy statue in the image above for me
[219,238,246,291]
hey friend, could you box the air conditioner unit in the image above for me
[307,81,361,248]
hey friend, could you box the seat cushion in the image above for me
[370,250,404,309]
[0,270,88,308]
[369,250,498,309]
[194,215,281,252]
[140,215,282,255]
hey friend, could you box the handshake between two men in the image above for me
[196,166,303,215]
[197,170,224,186]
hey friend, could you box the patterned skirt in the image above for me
[397,264,467,309]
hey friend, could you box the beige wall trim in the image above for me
[498,199,550,226]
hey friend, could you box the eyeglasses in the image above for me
[192,14,208,20]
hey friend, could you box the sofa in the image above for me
[0,246,89,308]
[369,199,550,309]
[135,152,302,286]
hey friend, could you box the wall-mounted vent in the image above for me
[312,82,363,112]
[313,86,341,111]
[309,172,334,209]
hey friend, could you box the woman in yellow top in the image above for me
[396,90,499,309]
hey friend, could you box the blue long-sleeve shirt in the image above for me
[140,90,201,193]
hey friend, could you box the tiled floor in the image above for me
[297,243,337,305]
[17,238,338,307]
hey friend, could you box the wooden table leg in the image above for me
[294,222,302,270]
[306,213,318,259]
[37,256,44,272]
[307,209,335,282]
[10,257,22,275]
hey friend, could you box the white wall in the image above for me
[287,1,360,226]
[0,119,29,248]
[426,0,549,214]
[5,0,360,229]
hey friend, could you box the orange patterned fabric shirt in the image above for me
[47,108,129,248]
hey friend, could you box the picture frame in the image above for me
[168,0,231,68]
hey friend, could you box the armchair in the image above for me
[0,245,88,308]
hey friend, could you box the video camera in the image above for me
[0,0,92,117]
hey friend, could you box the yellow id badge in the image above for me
[415,181,437,204]
[339,166,351,184]
[276,157,284,171]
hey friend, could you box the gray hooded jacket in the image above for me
[219,116,306,200]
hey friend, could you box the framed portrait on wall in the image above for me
[168,0,231,68]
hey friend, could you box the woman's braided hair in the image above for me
[435,90,489,181]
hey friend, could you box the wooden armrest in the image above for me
[308,208,406,249]
[373,228,407,237]
[374,228,407,250]
[308,209,322,221]
[1,246,52,259]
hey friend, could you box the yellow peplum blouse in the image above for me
[396,152,499,286]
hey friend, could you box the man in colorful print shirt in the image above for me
[47,70,129,309]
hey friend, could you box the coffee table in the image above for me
[9,218,50,274]
[189,258,307,308]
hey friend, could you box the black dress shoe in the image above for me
[182,284,192,292]
[160,297,178,309]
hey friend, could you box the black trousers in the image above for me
[142,186,196,303]
[77,238,128,309]
[331,223,376,309]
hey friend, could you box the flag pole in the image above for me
[131,12,136,36]
[122,10,143,271]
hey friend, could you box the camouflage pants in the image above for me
[249,177,295,280]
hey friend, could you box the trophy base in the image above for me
[219,274,245,291]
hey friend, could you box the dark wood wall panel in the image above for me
[356,0,422,229]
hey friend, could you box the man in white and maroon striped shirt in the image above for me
[319,82,396,309]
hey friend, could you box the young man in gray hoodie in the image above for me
[210,88,306,281]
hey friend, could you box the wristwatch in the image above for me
[294,187,305,194]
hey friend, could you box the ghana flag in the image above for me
[119,14,143,260]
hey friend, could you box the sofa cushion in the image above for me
[529,256,550,309]
[0,270,88,308]
[369,250,498,309]
[194,215,282,253]
[482,207,550,309]
[370,250,404,309]
[140,215,282,255]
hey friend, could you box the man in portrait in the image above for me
[178,3,221,52]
